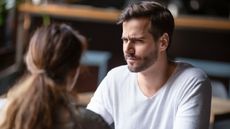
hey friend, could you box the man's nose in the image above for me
[124,42,135,54]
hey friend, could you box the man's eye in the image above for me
[122,38,128,43]
[133,39,143,43]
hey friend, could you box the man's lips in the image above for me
[125,55,139,64]
[126,57,136,60]
[125,55,137,60]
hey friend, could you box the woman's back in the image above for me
[0,24,111,129]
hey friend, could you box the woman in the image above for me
[0,24,111,129]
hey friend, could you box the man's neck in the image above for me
[137,58,176,97]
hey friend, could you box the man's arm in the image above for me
[87,74,114,125]
[173,79,212,129]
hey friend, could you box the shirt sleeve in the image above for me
[86,74,114,125]
[173,78,212,129]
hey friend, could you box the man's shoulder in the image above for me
[108,65,129,75]
[105,65,134,82]
[177,62,209,81]
[171,62,211,97]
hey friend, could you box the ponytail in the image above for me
[0,73,74,129]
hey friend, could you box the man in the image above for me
[87,1,211,129]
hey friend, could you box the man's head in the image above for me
[118,1,174,46]
[118,1,174,72]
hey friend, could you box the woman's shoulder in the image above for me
[76,107,112,129]
[54,105,112,129]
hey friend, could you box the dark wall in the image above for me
[70,20,125,69]
[169,28,230,62]
[28,16,125,70]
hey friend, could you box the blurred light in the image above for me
[32,0,41,5]
[190,0,200,10]
[168,3,179,17]
[6,0,15,9]
[32,0,48,5]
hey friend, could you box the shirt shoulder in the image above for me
[106,65,133,82]
[108,65,129,75]
[172,62,211,98]
[176,62,209,81]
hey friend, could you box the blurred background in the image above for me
[0,0,230,128]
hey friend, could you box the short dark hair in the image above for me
[118,1,175,45]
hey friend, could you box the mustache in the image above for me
[124,54,139,60]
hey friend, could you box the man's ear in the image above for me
[159,33,169,52]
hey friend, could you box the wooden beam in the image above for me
[18,3,120,23]
[18,3,230,30]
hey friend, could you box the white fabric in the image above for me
[87,62,211,129]
[0,98,6,114]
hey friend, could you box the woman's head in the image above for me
[26,24,86,87]
[0,24,87,129]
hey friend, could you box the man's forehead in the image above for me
[122,18,151,35]
[121,33,145,39]
[122,17,151,27]
[122,28,151,39]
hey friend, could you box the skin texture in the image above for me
[122,18,159,73]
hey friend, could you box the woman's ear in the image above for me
[159,33,169,52]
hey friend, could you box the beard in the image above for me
[125,49,158,72]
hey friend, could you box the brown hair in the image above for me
[118,1,175,48]
[0,24,86,129]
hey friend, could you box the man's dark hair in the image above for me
[118,1,175,46]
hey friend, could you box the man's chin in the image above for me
[127,65,139,72]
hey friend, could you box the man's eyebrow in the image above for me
[121,35,145,40]
[130,36,145,40]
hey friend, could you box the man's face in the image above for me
[122,18,160,72]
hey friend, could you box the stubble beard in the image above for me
[125,49,158,72]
